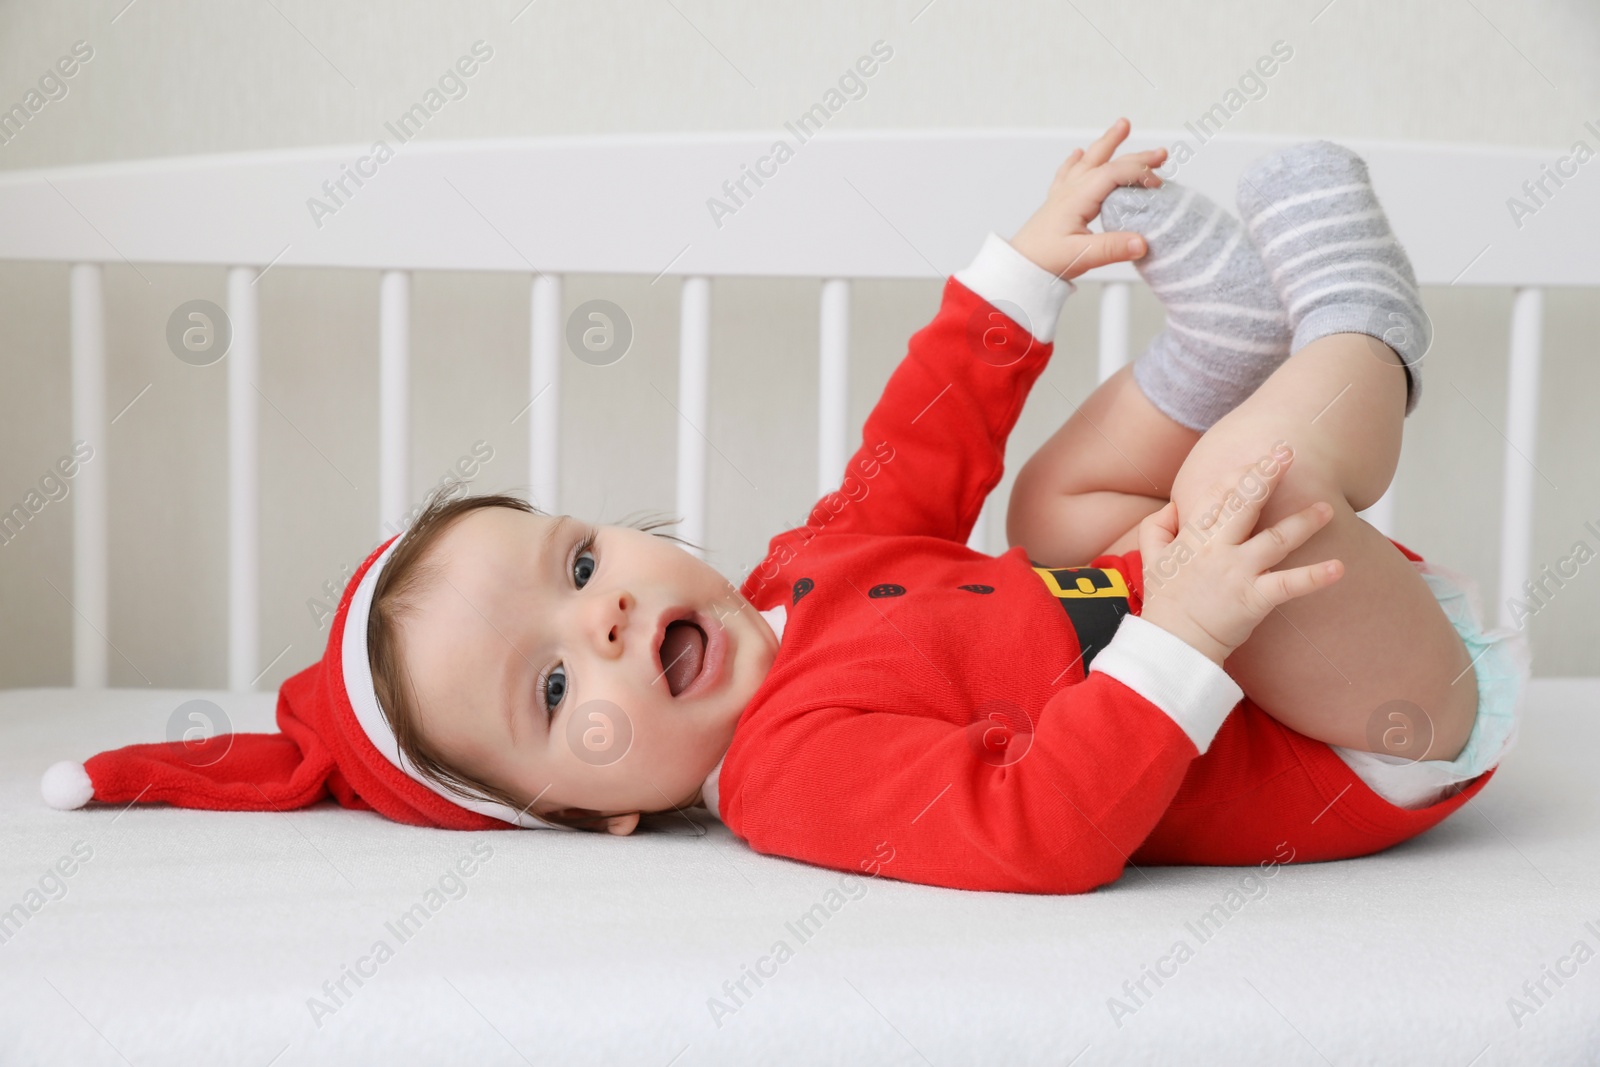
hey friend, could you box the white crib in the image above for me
[0,132,1596,1065]
[0,130,1592,688]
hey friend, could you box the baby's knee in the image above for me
[1175,444,1356,550]
[1005,483,1142,567]
[1005,482,1077,563]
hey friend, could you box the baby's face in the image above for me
[399,507,779,833]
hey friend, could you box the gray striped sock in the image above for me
[1235,141,1430,415]
[1100,182,1292,432]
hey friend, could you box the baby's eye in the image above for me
[573,548,596,589]
[541,665,567,716]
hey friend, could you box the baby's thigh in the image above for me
[1217,475,1478,763]
[1008,365,1200,564]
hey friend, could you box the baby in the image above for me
[46,121,1528,895]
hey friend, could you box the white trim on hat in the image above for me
[342,534,571,830]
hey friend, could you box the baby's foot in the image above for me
[1100,182,1292,432]
[1235,141,1429,415]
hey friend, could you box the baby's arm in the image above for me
[745,122,1164,578]
[721,620,1244,895]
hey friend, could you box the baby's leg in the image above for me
[1014,336,1476,763]
[1010,180,1293,565]
[1007,363,1200,566]
[1169,141,1473,762]
[1009,337,1474,767]
[1170,334,1476,762]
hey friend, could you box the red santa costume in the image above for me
[700,234,1518,894]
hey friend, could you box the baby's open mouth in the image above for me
[659,620,708,697]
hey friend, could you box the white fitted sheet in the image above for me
[1,682,1596,1066]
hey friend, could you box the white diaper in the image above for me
[1330,558,1532,810]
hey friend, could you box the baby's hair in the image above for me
[365,480,699,833]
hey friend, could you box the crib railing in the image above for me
[3,131,1593,689]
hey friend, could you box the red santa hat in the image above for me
[39,531,568,831]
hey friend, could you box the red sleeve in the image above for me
[750,265,1066,576]
[721,614,1246,895]
[725,674,1206,895]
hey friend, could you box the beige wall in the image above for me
[1,0,1596,689]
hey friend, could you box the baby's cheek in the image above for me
[558,698,635,772]
[636,711,720,778]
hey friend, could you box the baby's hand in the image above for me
[1009,118,1168,281]
[1136,444,1343,667]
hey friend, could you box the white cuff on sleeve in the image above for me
[1089,614,1244,754]
[952,232,1076,344]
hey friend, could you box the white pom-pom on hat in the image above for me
[41,761,94,810]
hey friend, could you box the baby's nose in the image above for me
[601,594,632,650]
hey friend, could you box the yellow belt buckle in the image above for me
[1031,566,1130,601]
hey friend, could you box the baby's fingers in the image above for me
[1057,231,1148,277]
[1203,443,1295,544]
[1068,151,1167,211]
[1053,148,1085,182]
[1244,499,1335,569]
[1253,557,1343,609]
[1076,118,1131,170]
[1137,500,1179,559]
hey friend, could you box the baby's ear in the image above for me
[601,812,640,836]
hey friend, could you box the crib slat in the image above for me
[1498,287,1544,630]
[529,274,561,513]
[677,277,710,558]
[818,279,850,498]
[378,270,410,539]
[1098,281,1131,383]
[227,267,259,691]
[69,263,107,688]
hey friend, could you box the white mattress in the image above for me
[2,682,1597,1066]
